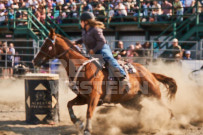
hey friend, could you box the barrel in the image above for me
[24,73,59,124]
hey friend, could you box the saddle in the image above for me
[69,57,137,103]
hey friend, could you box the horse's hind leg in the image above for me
[67,95,87,131]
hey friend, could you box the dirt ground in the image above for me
[0,62,203,135]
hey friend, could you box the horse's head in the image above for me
[33,29,57,67]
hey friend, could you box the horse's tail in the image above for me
[152,73,177,100]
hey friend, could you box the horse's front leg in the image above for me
[67,95,87,131]
[84,89,101,135]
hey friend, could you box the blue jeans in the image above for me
[95,44,126,77]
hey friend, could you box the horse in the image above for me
[33,29,177,135]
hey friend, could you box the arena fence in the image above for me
[0,39,202,78]
[200,39,203,60]
[109,40,199,59]
[0,40,36,77]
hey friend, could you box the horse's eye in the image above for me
[48,46,53,51]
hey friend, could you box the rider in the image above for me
[73,11,130,90]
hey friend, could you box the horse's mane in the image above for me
[56,34,79,52]
[56,34,88,59]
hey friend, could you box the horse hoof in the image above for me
[84,130,91,135]
[75,120,84,131]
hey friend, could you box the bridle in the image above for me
[38,35,75,59]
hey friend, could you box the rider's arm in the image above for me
[92,28,106,53]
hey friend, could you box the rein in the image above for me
[39,35,75,59]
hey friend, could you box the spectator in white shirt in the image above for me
[115,2,127,22]
[115,2,127,16]
[150,0,162,21]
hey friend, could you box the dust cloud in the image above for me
[0,61,202,135]
[0,79,25,112]
[92,61,203,135]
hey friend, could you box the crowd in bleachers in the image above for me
[112,38,192,63]
[0,0,203,25]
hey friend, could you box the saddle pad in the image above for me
[117,60,137,74]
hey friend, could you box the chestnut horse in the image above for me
[33,29,177,135]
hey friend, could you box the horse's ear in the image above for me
[49,28,55,39]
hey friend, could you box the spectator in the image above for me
[35,10,41,22]
[133,2,140,22]
[83,1,93,12]
[133,1,148,22]
[174,0,184,21]
[47,0,53,10]
[0,2,5,10]
[161,0,172,21]
[16,9,21,19]
[25,0,30,8]
[185,0,193,13]
[56,0,64,6]
[91,0,99,9]
[8,0,14,7]
[153,39,161,59]
[0,10,6,26]
[115,2,127,21]
[12,0,19,9]
[142,41,151,64]
[150,0,162,22]
[19,0,25,8]
[22,12,28,25]
[7,43,15,78]
[40,0,46,8]
[127,44,135,63]
[124,0,134,13]
[94,3,106,21]
[1,42,9,79]
[14,52,21,66]
[171,38,182,59]
[108,4,115,22]
[8,9,14,20]
[40,8,46,24]
[142,41,151,57]
[134,42,143,57]
[183,50,192,60]
[113,41,127,57]
[69,0,77,12]
[32,0,39,9]
[191,0,202,14]
[57,12,66,24]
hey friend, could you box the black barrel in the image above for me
[24,73,59,124]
